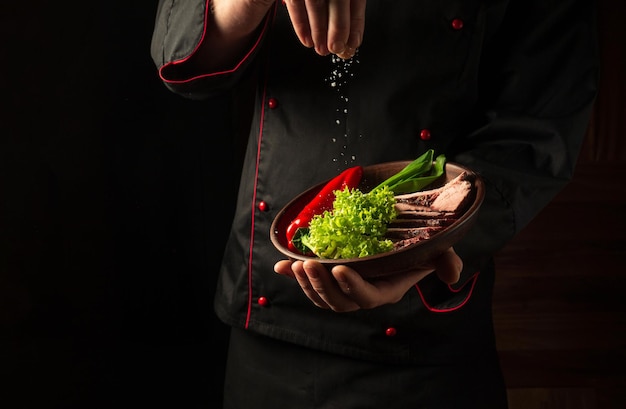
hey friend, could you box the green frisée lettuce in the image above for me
[298,186,397,259]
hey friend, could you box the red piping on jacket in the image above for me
[158,0,271,85]
[245,2,279,328]
[414,271,480,313]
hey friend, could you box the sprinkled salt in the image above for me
[324,49,360,166]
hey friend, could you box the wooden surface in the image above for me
[493,164,626,409]
[496,2,626,405]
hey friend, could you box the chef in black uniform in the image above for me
[151,0,598,407]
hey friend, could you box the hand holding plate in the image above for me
[274,247,462,312]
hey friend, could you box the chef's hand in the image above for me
[274,247,462,312]
[284,0,366,59]
[200,0,365,70]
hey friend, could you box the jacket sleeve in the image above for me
[150,0,271,99]
[451,0,599,274]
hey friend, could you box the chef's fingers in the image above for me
[292,260,333,309]
[285,0,330,54]
[304,0,330,55]
[284,0,314,48]
[286,0,366,58]
[274,259,297,278]
[326,0,351,55]
[334,0,365,59]
[301,261,361,311]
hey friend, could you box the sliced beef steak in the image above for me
[394,171,474,215]
[385,170,475,248]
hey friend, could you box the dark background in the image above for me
[2,3,243,408]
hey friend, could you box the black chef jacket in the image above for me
[151,0,598,364]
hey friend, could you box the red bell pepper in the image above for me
[286,165,363,252]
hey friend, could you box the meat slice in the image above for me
[392,230,442,249]
[388,217,455,228]
[394,208,456,219]
[394,171,473,215]
[385,226,442,241]
[383,169,477,249]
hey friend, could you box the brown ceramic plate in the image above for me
[270,161,484,278]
